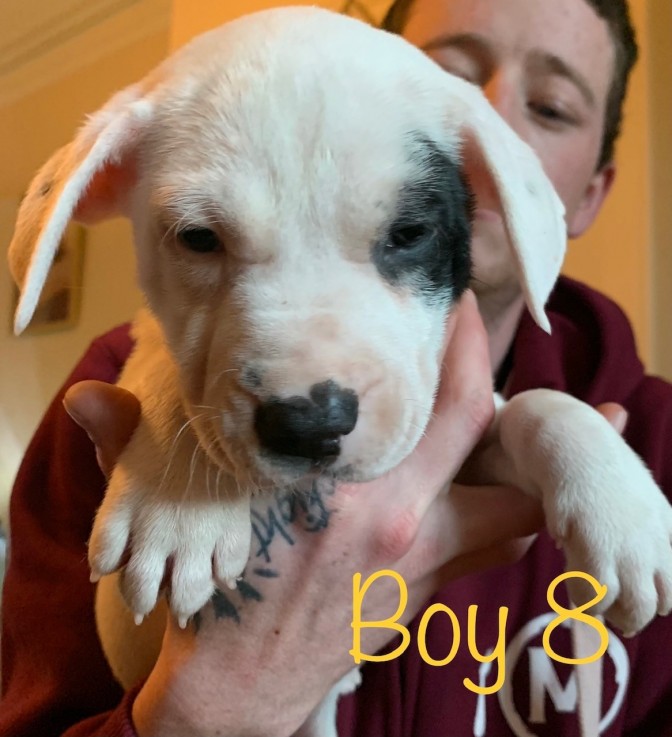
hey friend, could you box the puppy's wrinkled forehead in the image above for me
[141,10,460,255]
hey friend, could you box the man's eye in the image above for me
[388,223,433,249]
[441,65,479,86]
[529,101,576,126]
[177,227,222,253]
[426,50,483,87]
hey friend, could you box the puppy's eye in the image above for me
[388,223,433,249]
[177,227,221,253]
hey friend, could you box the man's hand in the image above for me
[62,291,626,737]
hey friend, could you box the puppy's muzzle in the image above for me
[254,380,358,463]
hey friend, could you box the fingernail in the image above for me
[62,398,84,427]
[613,409,628,435]
[63,399,97,444]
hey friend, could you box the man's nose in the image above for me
[482,70,527,139]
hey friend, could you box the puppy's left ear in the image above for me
[450,79,566,333]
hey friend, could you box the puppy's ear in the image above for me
[453,81,566,333]
[9,84,153,334]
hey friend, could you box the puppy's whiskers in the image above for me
[215,466,224,503]
[206,367,240,393]
[186,441,202,501]
[159,411,217,496]
[205,458,212,501]
[192,403,224,413]
[181,430,220,505]
[199,412,241,475]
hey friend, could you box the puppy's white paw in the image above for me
[89,483,251,625]
[213,527,253,590]
[548,452,672,636]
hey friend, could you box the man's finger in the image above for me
[63,380,141,476]
[402,537,539,615]
[415,290,494,476]
[400,482,543,579]
[390,291,494,519]
[596,402,628,434]
[434,537,538,591]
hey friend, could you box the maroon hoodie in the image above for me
[2,276,672,737]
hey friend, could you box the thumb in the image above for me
[63,380,141,476]
[595,402,628,435]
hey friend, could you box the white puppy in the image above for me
[8,5,672,731]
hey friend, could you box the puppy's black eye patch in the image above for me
[388,223,435,249]
[372,136,472,303]
[178,227,222,254]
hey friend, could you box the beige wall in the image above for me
[170,0,391,46]
[0,20,170,516]
[172,0,338,46]
[649,0,672,380]
[563,0,653,364]
[563,0,671,379]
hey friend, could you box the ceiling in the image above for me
[0,0,170,106]
[0,0,139,76]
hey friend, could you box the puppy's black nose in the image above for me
[254,380,359,463]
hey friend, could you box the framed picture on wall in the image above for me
[10,223,86,336]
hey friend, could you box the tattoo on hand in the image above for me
[195,480,335,630]
[252,480,334,563]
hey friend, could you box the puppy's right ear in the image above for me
[9,84,154,334]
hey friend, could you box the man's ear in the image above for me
[567,163,616,238]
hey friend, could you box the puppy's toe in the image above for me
[605,590,656,638]
[565,567,618,617]
[119,549,166,617]
[213,529,251,589]
[88,504,133,578]
[562,535,619,612]
[621,527,672,628]
[603,550,660,636]
[170,549,216,625]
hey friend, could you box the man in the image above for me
[3,1,670,736]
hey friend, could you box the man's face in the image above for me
[402,0,616,299]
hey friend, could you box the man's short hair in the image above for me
[380,0,639,170]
